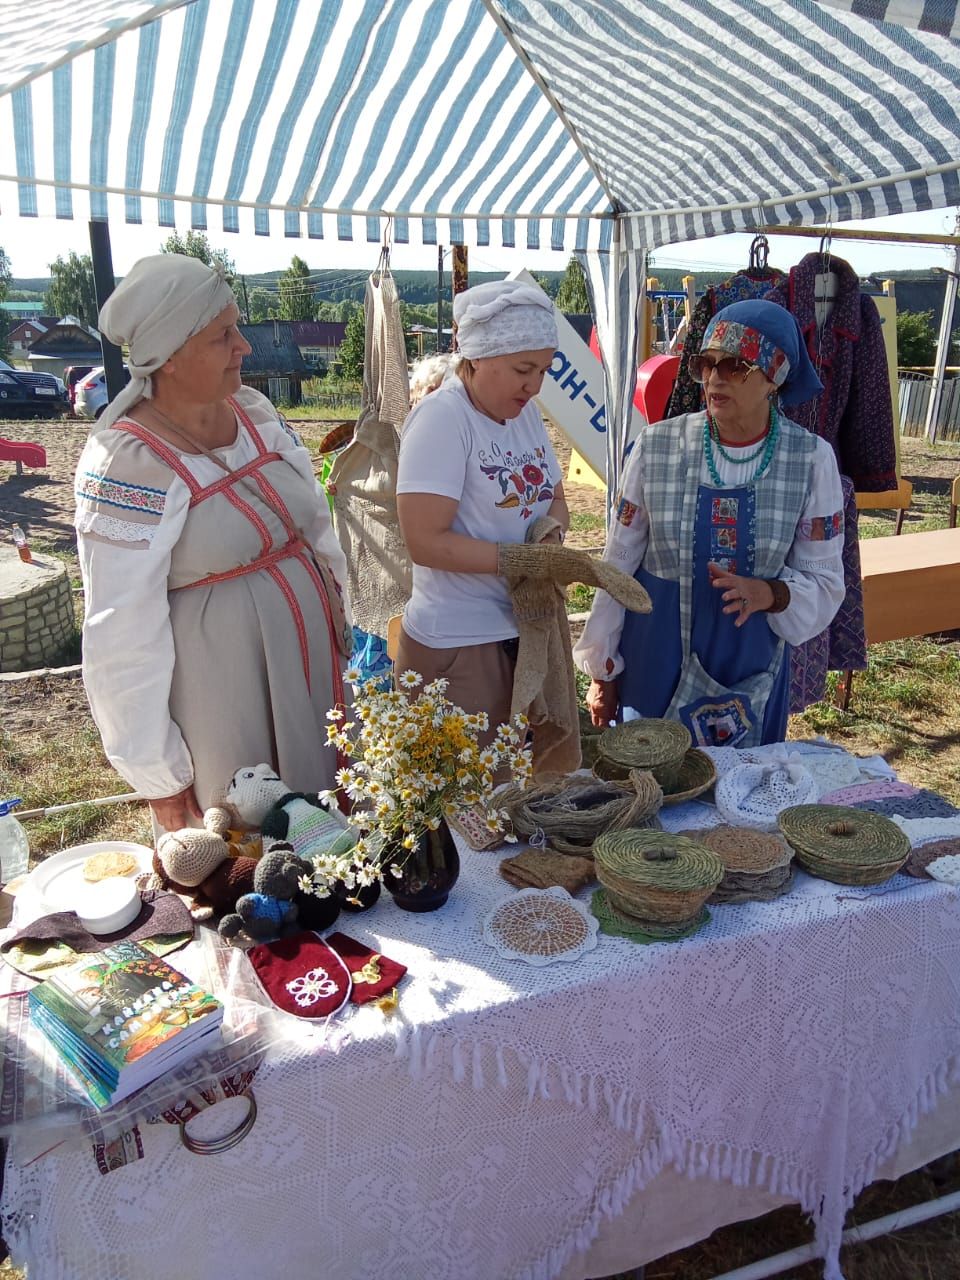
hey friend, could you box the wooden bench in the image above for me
[838,526,960,707]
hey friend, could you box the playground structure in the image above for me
[0,436,46,476]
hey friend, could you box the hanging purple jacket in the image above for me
[766,253,897,709]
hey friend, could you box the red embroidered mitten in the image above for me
[247,932,351,1019]
[325,931,408,1005]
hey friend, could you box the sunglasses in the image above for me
[688,353,762,385]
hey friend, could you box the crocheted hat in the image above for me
[715,750,818,831]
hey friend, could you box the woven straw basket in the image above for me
[778,804,909,886]
[593,829,723,923]
[595,719,692,791]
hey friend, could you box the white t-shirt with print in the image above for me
[397,377,561,647]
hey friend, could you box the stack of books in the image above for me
[29,939,223,1109]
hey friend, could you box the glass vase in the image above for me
[382,819,460,913]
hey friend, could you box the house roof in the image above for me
[288,320,347,346]
[29,322,102,354]
[7,319,50,344]
[1,1,958,251]
[239,322,310,376]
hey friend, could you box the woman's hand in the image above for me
[587,678,619,728]
[708,562,774,628]
[149,785,203,833]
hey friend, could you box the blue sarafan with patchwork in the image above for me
[260,793,347,861]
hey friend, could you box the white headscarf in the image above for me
[453,279,558,359]
[96,254,238,429]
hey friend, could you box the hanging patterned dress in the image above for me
[765,253,897,710]
[75,386,353,809]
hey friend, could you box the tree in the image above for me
[160,230,236,282]
[555,256,589,314]
[0,247,11,359]
[337,306,366,379]
[896,309,937,367]
[248,288,275,322]
[45,252,98,325]
[278,255,315,320]
[337,298,360,324]
[534,273,556,299]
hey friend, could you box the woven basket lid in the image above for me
[591,889,709,942]
[691,825,792,873]
[661,749,717,806]
[593,829,724,892]
[778,805,910,871]
[597,719,691,772]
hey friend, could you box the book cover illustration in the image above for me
[31,940,221,1076]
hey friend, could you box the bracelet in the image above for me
[764,579,791,614]
[180,1091,257,1155]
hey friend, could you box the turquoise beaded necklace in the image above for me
[702,407,780,486]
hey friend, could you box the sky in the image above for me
[1,200,957,286]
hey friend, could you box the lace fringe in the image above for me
[393,1025,960,1280]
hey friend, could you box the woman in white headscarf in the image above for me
[75,254,352,832]
[396,279,568,734]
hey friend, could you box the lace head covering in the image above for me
[454,280,558,359]
[715,747,818,831]
[96,254,238,428]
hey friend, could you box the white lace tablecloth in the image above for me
[4,811,960,1280]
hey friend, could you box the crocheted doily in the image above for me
[891,815,960,848]
[715,754,818,831]
[925,855,960,886]
[819,780,920,807]
[482,887,600,967]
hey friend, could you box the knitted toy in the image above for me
[227,764,378,914]
[154,822,260,921]
[219,849,315,942]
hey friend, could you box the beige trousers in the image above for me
[395,628,517,745]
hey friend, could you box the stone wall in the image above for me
[0,546,77,673]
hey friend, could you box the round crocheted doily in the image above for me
[905,838,960,878]
[482,887,600,967]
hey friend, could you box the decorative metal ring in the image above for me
[179,1091,257,1156]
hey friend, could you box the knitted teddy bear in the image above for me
[217,849,305,942]
[226,764,380,913]
[154,813,260,921]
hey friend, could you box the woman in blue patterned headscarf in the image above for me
[575,300,846,748]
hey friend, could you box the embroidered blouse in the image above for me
[75,387,349,799]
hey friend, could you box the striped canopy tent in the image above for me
[2,0,960,495]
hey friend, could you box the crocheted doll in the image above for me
[218,849,340,942]
[154,817,259,921]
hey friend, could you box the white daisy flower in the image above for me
[343,666,363,685]
[398,669,422,688]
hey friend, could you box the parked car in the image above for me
[0,358,69,419]
[64,364,94,412]
[75,366,130,420]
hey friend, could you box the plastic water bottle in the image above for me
[10,524,32,564]
[0,798,30,884]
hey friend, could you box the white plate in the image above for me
[25,841,154,915]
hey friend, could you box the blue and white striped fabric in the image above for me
[2,0,960,250]
[579,240,646,515]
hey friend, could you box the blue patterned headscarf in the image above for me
[701,300,824,407]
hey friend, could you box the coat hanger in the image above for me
[372,218,394,283]
[748,232,770,272]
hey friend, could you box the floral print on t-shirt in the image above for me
[478,441,555,519]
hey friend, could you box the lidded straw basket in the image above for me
[778,804,909,886]
[592,829,723,924]
[595,719,691,791]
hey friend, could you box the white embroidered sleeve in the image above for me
[768,438,847,646]
[573,445,650,680]
[78,480,195,799]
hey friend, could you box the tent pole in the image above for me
[757,224,960,247]
[88,220,126,401]
[924,214,960,444]
[437,244,444,354]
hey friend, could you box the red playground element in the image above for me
[636,354,681,425]
[1,438,47,476]
[587,328,680,424]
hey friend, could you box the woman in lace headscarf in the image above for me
[75,254,352,831]
[396,280,568,736]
